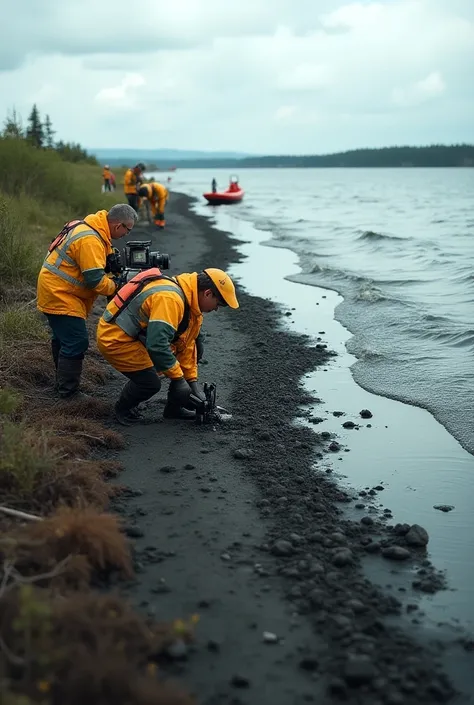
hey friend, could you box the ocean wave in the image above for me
[357,230,407,242]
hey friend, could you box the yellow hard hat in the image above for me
[204,268,239,309]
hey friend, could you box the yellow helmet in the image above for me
[204,268,239,309]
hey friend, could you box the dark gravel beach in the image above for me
[107,192,472,704]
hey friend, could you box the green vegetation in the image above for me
[99,143,474,169]
[4,105,97,164]
[0,116,195,703]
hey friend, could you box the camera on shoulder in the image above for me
[106,240,170,283]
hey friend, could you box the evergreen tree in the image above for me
[2,108,24,139]
[43,114,56,148]
[26,104,44,148]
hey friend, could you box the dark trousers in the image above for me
[126,194,139,213]
[104,179,111,191]
[45,314,89,360]
[117,367,162,409]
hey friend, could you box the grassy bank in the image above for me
[0,139,194,704]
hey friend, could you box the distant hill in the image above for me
[90,144,474,169]
[91,148,253,166]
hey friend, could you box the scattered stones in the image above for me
[405,524,429,547]
[433,504,455,512]
[333,411,345,417]
[342,421,357,429]
[382,546,411,561]
[329,441,341,452]
[360,409,373,419]
[360,516,374,526]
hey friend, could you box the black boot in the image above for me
[163,402,196,420]
[56,355,85,399]
[114,379,157,426]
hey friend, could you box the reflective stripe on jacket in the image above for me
[37,210,116,319]
[97,272,202,379]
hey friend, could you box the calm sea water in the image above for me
[152,167,474,457]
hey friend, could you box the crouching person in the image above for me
[36,204,138,398]
[96,268,239,426]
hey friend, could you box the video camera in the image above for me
[189,383,229,425]
[106,240,170,284]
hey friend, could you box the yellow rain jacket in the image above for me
[97,272,202,379]
[37,211,116,319]
[140,182,168,217]
[124,168,140,195]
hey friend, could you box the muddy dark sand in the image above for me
[108,193,472,704]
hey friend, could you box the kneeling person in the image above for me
[96,267,239,425]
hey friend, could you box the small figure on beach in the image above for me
[97,268,239,426]
[138,182,168,229]
[36,204,138,399]
[211,178,217,193]
[124,162,146,212]
[102,165,112,192]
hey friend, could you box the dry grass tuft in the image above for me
[24,506,133,577]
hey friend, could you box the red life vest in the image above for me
[108,268,190,340]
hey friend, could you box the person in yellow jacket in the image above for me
[123,162,146,212]
[138,182,168,228]
[102,165,112,192]
[37,204,138,399]
[96,268,239,425]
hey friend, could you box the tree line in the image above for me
[2,105,98,165]
[100,144,474,169]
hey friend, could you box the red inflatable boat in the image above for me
[203,178,244,205]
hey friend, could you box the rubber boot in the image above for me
[114,379,158,426]
[163,400,196,420]
[56,356,85,399]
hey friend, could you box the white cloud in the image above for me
[95,73,146,108]
[392,72,446,108]
[0,0,473,152]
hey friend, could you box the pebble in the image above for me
[271,540,294,556]
[262,631,278,643]
[220,552,231,561]
[329,441,341,452]
[433,504,454,512]
[230,674,250,688]
[405,524,429,547]
[344,655,376,685]
[360,516,374,526]
[233,448,253,460]
[125,526,144,538]
[342,421,356,429]
[360,409,373,419]
[382,546,411,561]
[332,548,353,567]
[166,639,188,660]
[159,465,176,473]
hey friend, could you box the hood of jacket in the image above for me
[84,210,112,246]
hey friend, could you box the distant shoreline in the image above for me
[93,144,474,169]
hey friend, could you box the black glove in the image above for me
[196,333,204,363]
[168,378,192,405]
[188,381,206,402]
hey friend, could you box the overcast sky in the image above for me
[1,0,473,154]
